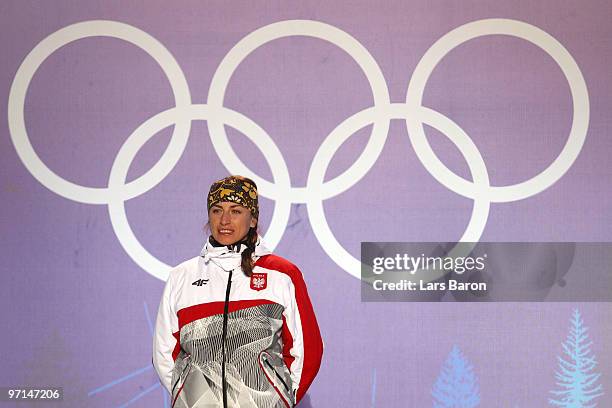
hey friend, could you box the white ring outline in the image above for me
[207,20,391,203]
[8,20,192,204]
[406,18,589,202]
[307,104,491,278]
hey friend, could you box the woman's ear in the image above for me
[250,218,258,228]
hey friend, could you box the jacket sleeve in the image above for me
[152,270,179,395]
[281,263,324,404]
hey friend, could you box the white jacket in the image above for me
[152,238,323,407]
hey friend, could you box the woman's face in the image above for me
[208,201,257,245]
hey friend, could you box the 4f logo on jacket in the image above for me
[250,273,267,291]
[192,278,209,286]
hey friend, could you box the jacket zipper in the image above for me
[264,359,290,392]
[171,362,192,408]
[171,356,191,396]
[221,269,233,408]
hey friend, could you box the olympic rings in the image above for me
[7,18,589,281]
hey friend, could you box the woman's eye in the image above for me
[232,210,241,215]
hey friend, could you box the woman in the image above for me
[153,175,323,408]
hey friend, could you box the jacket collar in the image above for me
[199,235,271,264]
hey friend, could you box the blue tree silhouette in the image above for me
[549,309,604,407]
[432,345,480,408]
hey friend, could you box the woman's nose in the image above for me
[220,211,231,224]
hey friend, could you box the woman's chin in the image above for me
[214,235,239,245]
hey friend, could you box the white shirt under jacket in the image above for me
[152,237,323,407]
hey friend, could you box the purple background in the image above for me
[1,1,611,406]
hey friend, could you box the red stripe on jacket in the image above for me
[177,299,276,330]
[281,315,295,371]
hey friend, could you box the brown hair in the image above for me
[240,226,259,277]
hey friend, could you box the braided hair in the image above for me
[240,226,259,277]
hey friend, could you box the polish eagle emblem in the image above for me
[250,273,267,291]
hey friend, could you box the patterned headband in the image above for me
[207,175,259,219]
